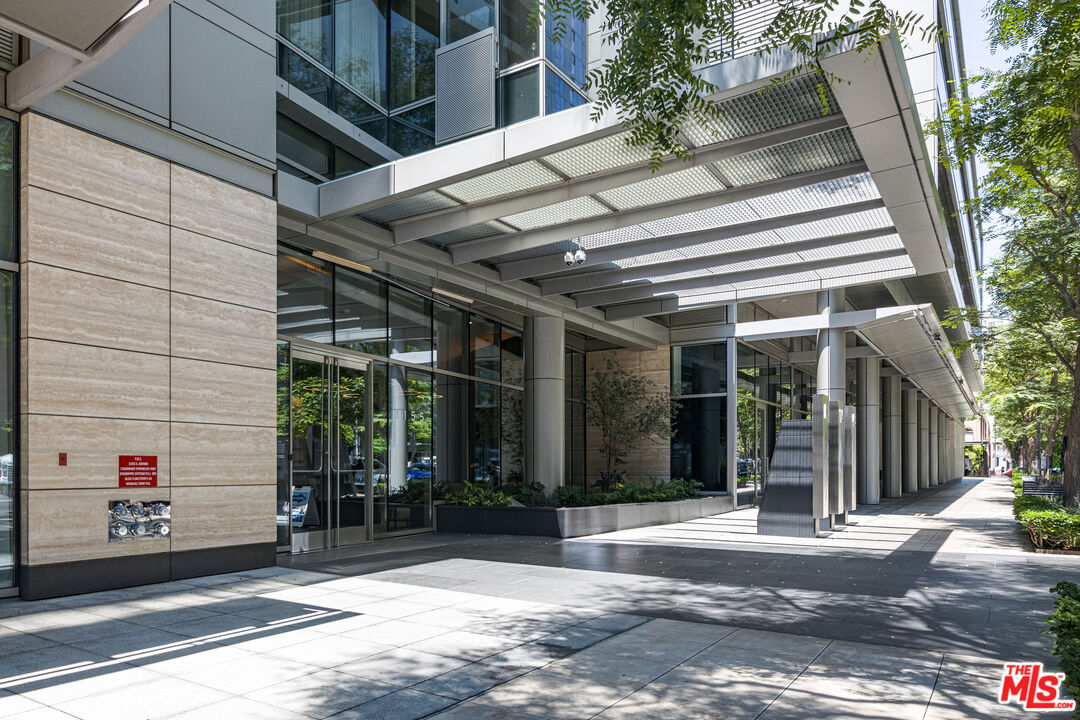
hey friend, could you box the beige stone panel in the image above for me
[23,186,170,287]
[170,165,276,254]
[171,293,276,369]
[25,415,170,490]
[24,263,170,355]
[24,488,171,565]
[25,339,170,420]
[171,423,276,486]
[170,484,276,551]
[171,228,276,312]
[23,114,169,223]
[171,357,275,427]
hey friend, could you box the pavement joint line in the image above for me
[920,651,948,720]
[751,637,836,720]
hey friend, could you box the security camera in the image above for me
[574,249,586,265]
[564,251,575,267]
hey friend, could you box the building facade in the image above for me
[0,0,981,599]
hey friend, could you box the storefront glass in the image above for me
[0,117,17,589]
[670,342,728,493]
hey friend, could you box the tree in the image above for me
[537,0,932,167]
[935,0,1080,502]
[585,358,679,489]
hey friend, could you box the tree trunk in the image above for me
[1063,338,1080,507]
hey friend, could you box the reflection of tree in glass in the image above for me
[389,20,436,107]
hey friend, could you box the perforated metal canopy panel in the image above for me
[435,27,496,145]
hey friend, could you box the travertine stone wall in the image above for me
[585,346,671,486]
[19,113,277,572]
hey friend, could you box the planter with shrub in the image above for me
[436,478,734,538]
[1013,477,1080,552]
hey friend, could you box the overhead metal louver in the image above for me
[435,27,496,146]
[0,29,17,66]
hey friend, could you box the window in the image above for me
[545,67,587,114]
[670,342,727,492]
[500,66,539,127]
[277,0,332,67]
[470,315,499,381]
[388,285,432,363]
[335,267,388,355]
[390,102,435,155]
[0,118,16,589]
[0,120,13,262]
[448,0,494,43]
[545,9,586,86]
[277,249,333,342]
[390,0,439,108]
[434,301,467,374]
[279,43,333,107]
[278,114,332,178]
[500,0,538,67]
[334,0,388,108]
[335,85,388,144]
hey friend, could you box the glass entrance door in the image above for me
[287,349,373,552]
[736,397,768,508]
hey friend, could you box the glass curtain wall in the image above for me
[564,349,586,490]
[670,343,727,492]
[276,0,588,159]
[277,244,527,537]
[0,118,17,590]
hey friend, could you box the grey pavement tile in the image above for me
[576,613,649,633]
[582,632,713,666]
[0,645,109,680]
[336,648,471,686]
[178,653,321,695]
[246,669,401,719]
[629,617,737,643]
[713,628,831,663]
[0,610,112,635]
[301,612,387,636]
[122,641,256,676]
[19,663,166,707]
[479,642,574,671]
[61,626,193,658]
[51,675,230,720]
[3,707,86,720]
[466,617,569,642]
[265,635,395,668]
[224,626,329,654]
[343,619,453,647]
[413,663,527,700]
[120,605,223,629]
[0,691,46,719]
[426,700,548,720]
[593,688,767,720]
[165,696,314,720]
[332,688,457,720]
[156,613,266,639]
[349,598,440,620]
[0,630,58,658]
[757,688,931,720]
[534,626,615,651]
[404,630,522,661]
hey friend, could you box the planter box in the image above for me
[436,495,735,538]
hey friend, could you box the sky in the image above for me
[955,0,1010,265]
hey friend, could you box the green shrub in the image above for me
[552,486,590,507]
[444,481,510,507]
[507,481,554,507]
[1046,582,1080,718]
[1013,490,1080,550]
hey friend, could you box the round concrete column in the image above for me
[882,375,902,497]
[525,316,565,492]
[856,356,880,504]
[928,407,939,486]
[902,387,919,493]
[918,396,930,490]
[816,290,846,404]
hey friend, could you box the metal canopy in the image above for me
[315,33,944,322]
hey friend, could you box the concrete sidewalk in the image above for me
[0,477,1073,719]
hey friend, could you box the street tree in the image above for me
[935,0,1080,502]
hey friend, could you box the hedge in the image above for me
[1046,582,1080,719]
[1013,478,1080,550]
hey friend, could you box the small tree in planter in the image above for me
[585,358,680,491]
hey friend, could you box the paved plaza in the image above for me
[1,476,1076,719]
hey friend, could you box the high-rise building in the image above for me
[0,0,980,599]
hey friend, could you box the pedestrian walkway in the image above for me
[0,477,1073,719]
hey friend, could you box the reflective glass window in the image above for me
[471,381,500,483]
[736,343,757,395]
[277,0,332,67]
[434,301,467,373]
[545,9,586,86]
[545,67,587,114]
[500,66,539,126]
[389,285,432,364]
[277,113,332,178]
[0,120,13,262]
[501,387,524,484]
[500,327,523,385]
[671,396,727,492]
[333,146,370,178]
[386,367,433,531]
[276,341,291,548]
[470,315,499,381]
[335,0,388,107]
[390,0,439,108]
[448,0,494,43]
[335,85,389,144]
[335,267,388,355]
[436,373,468,489]
[390,102,435,154]
[279,43,333,107]
[500,0,538,67]
[0,271,13,587]
[672,342,726,396]
[277,248,333,342]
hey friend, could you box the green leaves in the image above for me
[532,0,932,169]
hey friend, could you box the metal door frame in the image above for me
[287,344,374,553]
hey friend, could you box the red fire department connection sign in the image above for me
[119,455,158,488]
